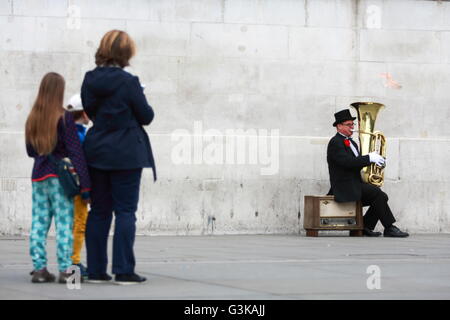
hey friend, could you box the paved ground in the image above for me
[1,233,450,300]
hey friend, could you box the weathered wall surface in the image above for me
[0,0,449,235]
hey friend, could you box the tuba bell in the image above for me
[350,102,386,187]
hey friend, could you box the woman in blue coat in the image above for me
[81,30,156,285]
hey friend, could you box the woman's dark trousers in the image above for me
[86,167,142,275]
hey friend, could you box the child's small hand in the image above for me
[81,191,91,205]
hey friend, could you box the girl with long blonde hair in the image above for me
[25,72,91,283]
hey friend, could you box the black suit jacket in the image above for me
[327,133,371,202]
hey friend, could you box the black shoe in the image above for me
[114,273,147,285]
[363,228,382,237]
[86,273,112,283]
[384,225,409,238]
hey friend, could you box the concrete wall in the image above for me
[0,0,449,235]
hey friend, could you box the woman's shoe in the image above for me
[114,273,147,285]
[86,273,113,283]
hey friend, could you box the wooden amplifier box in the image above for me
[303,195,363,237]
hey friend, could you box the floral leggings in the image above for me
[30,178,73,272]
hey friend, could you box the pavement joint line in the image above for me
[135,257,450,264]
[2,256,450,269]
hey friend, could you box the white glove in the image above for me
[368,152,385,167]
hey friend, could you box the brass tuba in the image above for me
[350,102,386,187]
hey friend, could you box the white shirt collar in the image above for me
[338,132,351,139]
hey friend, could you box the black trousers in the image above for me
[85,167,143,275]
[361,183,396,230]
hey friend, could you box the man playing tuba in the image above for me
[326,109,409,237]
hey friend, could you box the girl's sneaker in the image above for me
[58,270,84,284]
[30,268,56,283]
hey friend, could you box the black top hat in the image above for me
[333,109,356,127]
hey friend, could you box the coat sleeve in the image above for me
[62,113,91,193]
[126,76,154,125]
[81,76,100,121]
[327,137,371,169]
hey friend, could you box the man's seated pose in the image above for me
[327,109,409,237]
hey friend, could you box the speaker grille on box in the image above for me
[303,195,363,237]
